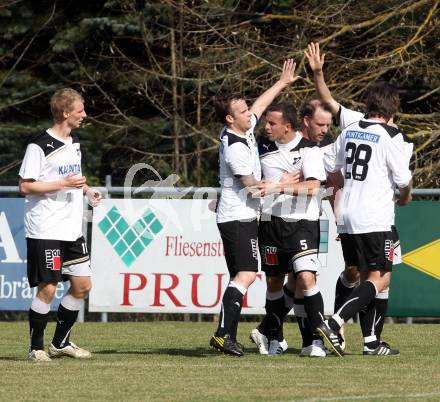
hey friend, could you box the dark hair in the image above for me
[364,82,400,119]
[215,93,245,122]
[299,98,332,120]
[265,103,297,129]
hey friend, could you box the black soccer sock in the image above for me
[216,284,243,338]
[29,309,50,351]
[230,293,244,341]
[336,281,377,323]
[293,298,314,348]
[359,298,379,348]
[334,272,358,313]
[52,304,79,348]
[303,286,325,331]
[258,290,285,340]
[282,285,295,317]
[274,285,295,342]
[374,292,389,341]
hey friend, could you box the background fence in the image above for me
[1,178,439,321]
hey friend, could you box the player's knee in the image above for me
[69,280,92,298]
[344,265,359,283]
[266,275,285,292]
[37,282,58,303]
[296,271,316,289]
[82,281,92,295]
[233,270,256,288]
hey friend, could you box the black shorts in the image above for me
[258,216,319,277]
[340,226,401,268]
[390,225,402,264]
[344,231,395,272]
[339,233,357,267]
[217,219,259,277]
[26,236,90,287]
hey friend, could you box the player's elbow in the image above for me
[309,182,321,196]
[19,181,32,196]
[305,179,321,196]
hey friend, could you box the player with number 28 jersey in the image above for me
[324,119,412,234]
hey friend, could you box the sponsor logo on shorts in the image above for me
[250,239,258,260]
[385,239,394,262]
[45,249,61,270]
[262,245,278,265]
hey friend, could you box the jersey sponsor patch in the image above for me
[45,249,61,270]
[58,163,81,175]
[346,130,380,143]
[251,238,258,260]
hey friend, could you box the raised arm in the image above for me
[250,59,300,120]
[305,42,340,116]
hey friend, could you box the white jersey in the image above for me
[336,105,364,130]
[331,105,365,233]
[324,119,412,234]
[216,114,261,223]
[259,132,326,221]
[19,130,84,241]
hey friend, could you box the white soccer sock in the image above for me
[61,294,82,311]
[228,281,247,295]
[31,297,51,314]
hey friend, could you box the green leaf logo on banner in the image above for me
[97,206,163,267]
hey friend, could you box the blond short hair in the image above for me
[50,88,84,121]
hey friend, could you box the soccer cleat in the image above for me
[268,339,288,356]
[249,328,269,355]
[210,334,244,357]
[299,339,327,357]
[48,342,92,359]
[316,320,344,357]
[338,325,346,351]
[363,341,399,356]
[28,349,51,362]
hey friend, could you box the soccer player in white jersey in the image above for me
[210,60,300,356]
[249,103,327,357]
[306,42,413,353]
[299,99,333,149]
[251,100,333,357]
[19,88,102,362]
[312,76,413,356]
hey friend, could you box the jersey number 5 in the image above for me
[345,142,372,181]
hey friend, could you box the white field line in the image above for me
[294,392,440,402]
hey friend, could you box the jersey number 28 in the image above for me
[345,142,372,181]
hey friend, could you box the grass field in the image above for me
[1,321,440,401]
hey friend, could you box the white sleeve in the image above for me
[337,105,364,130]
[403,140,413,164]
[246,114,258,135]
[324,133,345,173]
[386,134,412,188]
[302,146,326,181]
[18,143,45,180]
[226,142,253,176]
